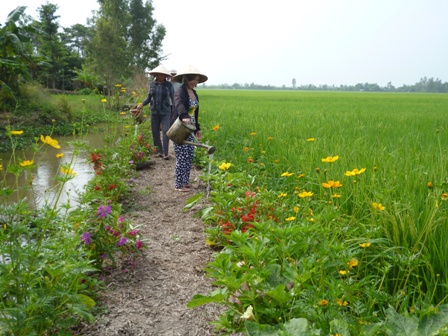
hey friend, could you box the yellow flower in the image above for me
[243,147,249,152]
[332,194,342,198]
[322,180,342,188]
[267,136,273,140]
[241,305,254,320]
[10,130,23,135]
[345,168,366,176]
[278,192,287,198]
[115,83,122,87]
[298,191,313,198]
[297,173,305,178]
[120,111,126,115]
[250,132,256,136]
[0,164,2,171]
[285,216,296,221]
[321,156,339,163]
[442,193,448,200]
[339,270,349,275]
[40,135,61,149]
[132,91,138,96]
[427,181,433,189]
[348,258,358,268]
[359,242,371,248]
[121,87,126,92]
[372,202,385,211]
[319,299,329,306]
[125,126,131,128]
[337,298,348,307]
[61,167,77,176]
[281,171,294,177]
[218,162,232,170]
[293,206,300,213]
[55,153,64,158]
[20,160,34,167]
[212,125,220,131]
[306,138,315,142]
[101,98,107,103]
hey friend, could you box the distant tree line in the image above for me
[205,76,448,93]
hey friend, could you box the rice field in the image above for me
[191,90,448,333]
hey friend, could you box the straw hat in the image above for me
[173,65,208,83]
[148,64,171,76]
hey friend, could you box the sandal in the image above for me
[175,188,190,192]
[163,155,171,160]
[183,184,193,188]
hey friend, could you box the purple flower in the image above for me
[97,205,111,217]
[81,231,92,245]
[136,239,143,250]
[117,237,127,246]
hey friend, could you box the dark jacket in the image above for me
[142,80,174,114]
[172,84,200,131]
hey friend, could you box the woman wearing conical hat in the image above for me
[138,64,174,159]
[171,65,208,192]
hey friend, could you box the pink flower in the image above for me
[136,239,143,250]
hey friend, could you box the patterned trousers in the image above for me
[174,134,195,189]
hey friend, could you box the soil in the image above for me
[77,146,242,336]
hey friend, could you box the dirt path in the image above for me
[78,147,232,335]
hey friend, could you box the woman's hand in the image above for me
[137,104,143,110]
[182,118,191,124]
[195,130,202,140]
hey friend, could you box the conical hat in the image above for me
[148,64,171,76]
[173,65,208,83]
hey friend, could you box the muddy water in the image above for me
[0,132,106,209]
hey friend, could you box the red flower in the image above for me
[94,185,101,190]
[91,152,101,162]
[241,213,254,223]
[108,184,117,190]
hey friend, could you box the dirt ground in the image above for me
[77,145,241,336]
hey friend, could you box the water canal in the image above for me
[0,132,106,209]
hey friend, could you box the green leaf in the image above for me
[384,305,418,336]
[187,293,225,308]
[246,320,281,336]
[330,319,350,335]
[418,304,448,336]
[182,192,204,212]
[266,284,290,305]
[77,293,96,309]
[283,318,316,334]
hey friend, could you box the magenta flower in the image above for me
[97,205,111,217]
[117,237,127,246]
[81,231,92,245]
[118,215,124,222]
[136,239,143,250]
[127,229,139,236]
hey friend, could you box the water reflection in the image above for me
[0,132,106,209]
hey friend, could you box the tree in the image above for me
[0,6,41,106]
[128,0,166,72]
[292,78,296,88]
[35,3,70,89]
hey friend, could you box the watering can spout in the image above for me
[182,141,216,154]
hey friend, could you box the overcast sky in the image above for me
[2,0,447,87]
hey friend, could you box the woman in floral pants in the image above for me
[171,65,208,192]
